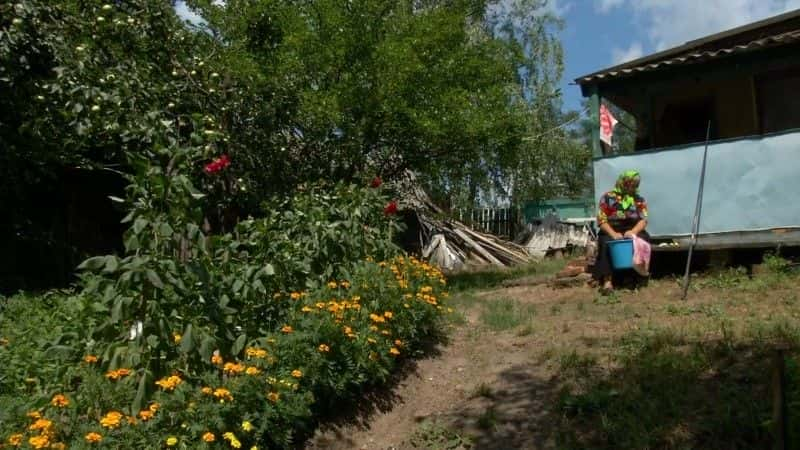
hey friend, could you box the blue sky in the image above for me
[557,0,800,111]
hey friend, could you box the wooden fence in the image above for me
[456,207,523,240]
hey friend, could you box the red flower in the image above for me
[383,200,398,216]
[204,154,231,174]
[370,176,382,188]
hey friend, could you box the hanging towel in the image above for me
[632,235,651,276]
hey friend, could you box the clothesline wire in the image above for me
[522,103,635,142]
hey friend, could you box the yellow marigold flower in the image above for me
[29,418,53,432]
[389,347,400,356]
[245,347,267,358]
[251,447,259,450]
[223,362,246,375]
[212,352,224,365]
[138,410,154,421]
[318,344,330,353]
[280,325,293,334]
[367,338,376,344]
[83,354,98,364]
[245,366,261,376]
[301,306,313,313]
[381,330,391,336]
[148,402,160,412]
[384,311,393,319]
[201,386,213,395]
[27,411,42,419]
[273,292,282,299]
[326,281,338,289]
[315,302,326,309]
[100,411,123,429]
[51,394,69,408]
[290,292,301,300]
[369,313,385,323]
[8,433,23,446]
[267,391,280,403]
[155,375,183,391]
[339,281,351,289]
[166,436,178,446]
[173,333,182,344]
[85,432,102,443]
[203,432,215,442]
[404,303,410,308]
[28,435,49,449]
[241,421,253,432]
[369,325,378,331]
[343,326,352,334]
[213,387,233,402]
[291,369,303,378]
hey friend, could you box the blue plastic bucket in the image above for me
[608,239,634,270]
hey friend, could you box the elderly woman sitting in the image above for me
[592,170,650,292]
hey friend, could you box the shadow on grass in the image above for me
[302,330,448,449]
[445,259,567,292]
[442,328,800,450]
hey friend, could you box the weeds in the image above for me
[481,298,536,331]
[408,420,473,449]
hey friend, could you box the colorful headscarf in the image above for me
[612,170,640,211]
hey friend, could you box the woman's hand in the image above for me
[623,230,637,238]
[610,231,624,240]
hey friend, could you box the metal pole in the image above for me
[681,121,712,300]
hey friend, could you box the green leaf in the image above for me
[133,218,149,234]
[111,297,124,323]
[180,324,194,354]
[159,222,174,237]
[124,234,140,251]
[78,256,106,271]
[231,334,247,356]
[132,370,151,414]
[103,255,119,273]
[199,335,215,361]
[146,270,164,289]
[232,279,244,293]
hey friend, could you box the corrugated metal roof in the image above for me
[576,9,800,85]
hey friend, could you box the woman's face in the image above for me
[621,176,640,194]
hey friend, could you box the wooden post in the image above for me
[772,349,788,450]
[588,85,602,159]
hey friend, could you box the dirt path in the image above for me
[306,274,800,449]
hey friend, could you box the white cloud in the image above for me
[611,42,643,64]
[597,0,800,51]
[595,0,624,13]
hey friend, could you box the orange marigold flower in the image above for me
[291,369,303,378]
[318,344,330,353]
[290,292,301,300]
[245,347,267,358]
[211,352,224,365]
[202,432,215,442]
[28,435,49,449]
[245,366,261,376]
[326,281,338,289]
[83,355,98,364]
[26,411,41,419]
[85,432,102,443]
[138,410,154,421]
[28,418,53,432]
[394,339,403,347]
[105,368,132,380]
[267,392,280,403]
[155,375,183,391]
[213,387,233,402]
[383,311,393,319]
[223,362,246,375]
[201,386,213,395]
[8,433,23,446]
[280,325,293,334]
[339,281,351,289]
[148,402,160,412]
[51,394,69,408]
[389,347,401,356]
[301,306,313,313]
[100,411,123,429]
